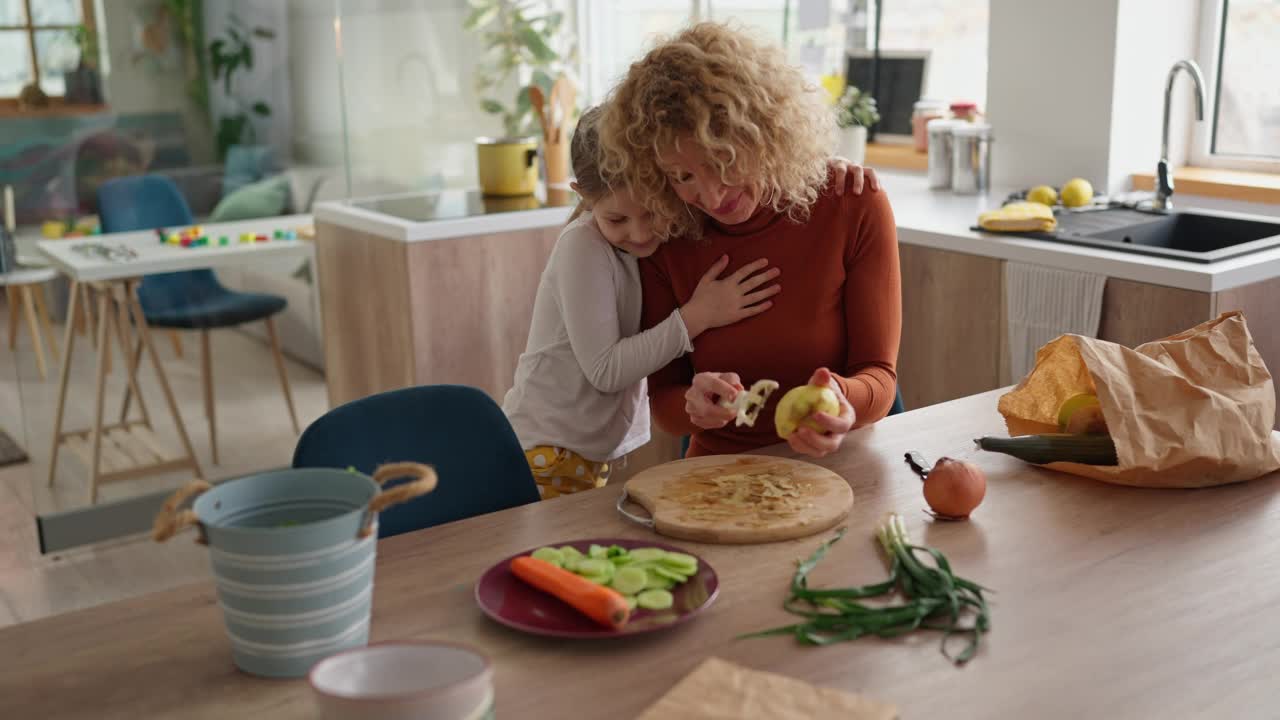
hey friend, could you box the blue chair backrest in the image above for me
[96,174,223,309]
[292,385,541,539]
[889,385,906,416]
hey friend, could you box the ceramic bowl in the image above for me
[309,641,493,720]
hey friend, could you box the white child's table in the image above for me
[37,216,313,504]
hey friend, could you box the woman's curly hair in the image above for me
[598,21,835,242]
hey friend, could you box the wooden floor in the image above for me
[0,291,328,628]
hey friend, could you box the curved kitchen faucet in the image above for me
[1154,60,1207,211]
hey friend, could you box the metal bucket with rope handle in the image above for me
[153,462,437,678]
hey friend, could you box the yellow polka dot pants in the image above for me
[524,446,611,499]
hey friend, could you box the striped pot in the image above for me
[153,463,437,678]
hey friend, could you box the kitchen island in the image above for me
[314,171,1280,454]
[4,388,1279,718]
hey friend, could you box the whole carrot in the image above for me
[510,555,632,629]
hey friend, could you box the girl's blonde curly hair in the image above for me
[598,21,836,242]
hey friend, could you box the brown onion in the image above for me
[923,457,987,520]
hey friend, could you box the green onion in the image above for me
[742,512,992,666]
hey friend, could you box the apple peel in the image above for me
[720,379,780,427]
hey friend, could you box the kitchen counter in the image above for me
[313,185,576,242]
[314,173,1280,293]
[881,172,1280,293]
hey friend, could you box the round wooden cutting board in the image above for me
[619,455,853,545]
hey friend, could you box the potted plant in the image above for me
[208,15,274,161]
[834,86,880,165]
[64,24,103,105]
[465,0,577,194]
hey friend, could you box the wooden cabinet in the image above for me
[316,222,560,406]
[315,221,686,477]
[898,243,1280,429]
[897,245,1007,410]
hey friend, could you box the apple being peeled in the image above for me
[774,385,840,439]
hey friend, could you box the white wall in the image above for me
[987,0,1207,196]
[1106,0,1201,194]
[289,0,501,194]
[986,0,1119,192]
[99,0,214,164]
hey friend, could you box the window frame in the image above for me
[0,0,97,105]
[1190,0,1280,173]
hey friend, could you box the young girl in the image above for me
[501,105,782,499]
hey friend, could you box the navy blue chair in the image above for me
[292,385,541,539]
[679,384,906,458]
[98,175,298,465]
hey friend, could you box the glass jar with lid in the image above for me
[912,99,949,152]
[950,100,981,123]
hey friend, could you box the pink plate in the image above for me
[475,537,719,639]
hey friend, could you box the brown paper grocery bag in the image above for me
[635,657,898,720]
[997,311,1280,488]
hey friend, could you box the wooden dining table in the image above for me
[3,388,1279,719]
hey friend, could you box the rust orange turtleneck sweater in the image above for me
[639,182,901,457]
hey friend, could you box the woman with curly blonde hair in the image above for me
[599,21,902,459]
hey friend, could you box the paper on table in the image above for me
[635,657,898,720]
[997,311,1280,488]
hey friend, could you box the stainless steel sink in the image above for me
[1001,207,1280,264]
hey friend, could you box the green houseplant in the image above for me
[64,24,104,104]
[834,86,880,164]
[208,15,275,161]
[465,0,577,139]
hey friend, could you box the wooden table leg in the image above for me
[200,329,217,465]
[19,285,48,380]
[169,330,183,359]
[46,281,81,488]
[115,293,150,428]
[87,286,114,505]
[79,285,94,341]
[125,281,203,481]
[265,317,300,434]
[112,285,152,430]
[5,286,18,351]
[32,283,58,361]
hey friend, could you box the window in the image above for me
[1195,0,1280,171]
[577,0,987,127]
[577,0,829,103]
[577,0,694,104]
[0,0,92,100]
[861,0,987,112]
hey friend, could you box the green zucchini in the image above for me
[975,433,1119,466]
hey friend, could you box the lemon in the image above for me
[774,385,840,439]
[1027,185,1058,206]
[1060,178,1094,208]
[1056,393,1108,434]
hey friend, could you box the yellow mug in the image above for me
[475,136,539,197]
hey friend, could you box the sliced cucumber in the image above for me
[558,546,584,560]
[607,545,628,558]
[531,547,563,567]
[636,589,674,610]
[611,566,648,596]
[629,548,666,563]
[645,569,675,590]
[650,565,690,583]
[582,574,612,585]
[625,595,638,611]
[659,552,698,572]
[609,555,634,566]
[588,544,608,559]
[575,558,612,578]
